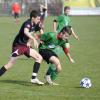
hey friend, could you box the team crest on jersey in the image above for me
[48,44,56,49]
[27,24,30,28]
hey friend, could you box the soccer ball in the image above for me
[80,78,92,88]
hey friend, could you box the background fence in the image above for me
[0,0,62,16]
[0,0,100,16]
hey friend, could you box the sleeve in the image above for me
[61,40,69,48]
[40,33,48,42]
[57,15,64,22]
[53,19,57,22]
[54,15,64,23]
[24,22,31,30]
[53,15,57,22]
[40,32,54,42]
[62,42,70,54]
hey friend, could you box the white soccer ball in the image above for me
[80,78,92,88]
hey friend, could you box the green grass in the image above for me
[0,16,100,100]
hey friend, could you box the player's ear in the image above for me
[31,17,34,20]
[60,32,63,37]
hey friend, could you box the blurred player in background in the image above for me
[47,6,79,81]
[39,4,47,29]
[53,6,79,40]
[0,10,44,85]
[12,2,21,24]
[39,26,75,85]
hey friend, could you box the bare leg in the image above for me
[0,57,18,76]
[30,48,44,85]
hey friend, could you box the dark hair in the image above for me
[43,8,47,12]
[60,26,72,35]
[30,10,39,19]
[64,6,70,12]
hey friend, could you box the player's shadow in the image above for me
[0,79,33,86]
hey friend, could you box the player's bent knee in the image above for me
[56,65,62,73]
[54,59,62,72]
[36,55,43,63]
[50,56,62,72]
[39,56,43,62]
[56,60,62,72]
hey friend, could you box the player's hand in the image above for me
[70,58,75,64]
[76,36,79,40]
[35,34,40,40]
[27,43,31,47]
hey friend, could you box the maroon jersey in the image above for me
[13,19,41,46]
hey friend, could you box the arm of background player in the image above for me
[24,28,39,48]
[40,4,47,10]
[53,20,57,33]
[71,27,79,40]
[63,45,75,64]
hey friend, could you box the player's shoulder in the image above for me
[23,19,31,28]
[60,14,66,17]
[44,32,56,36]
[58,14,65,19]
[24,19,31,24]
[58,14,63,17]
[44,31,55,33]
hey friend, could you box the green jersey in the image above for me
[56,14,71,33]
[39,32,68,51]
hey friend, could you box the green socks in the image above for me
[47,64,58,80]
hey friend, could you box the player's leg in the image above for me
[0,57,18,76]
[45,56,61,85]
[0,44,22,77]
[48,44,70,80]
[39,49,61,85]
[29,48,44,85]
[48,47,62,81]
[46,64,58,80]
[40,19,44,29]
[14,12,17,22]
[16,13,20,24]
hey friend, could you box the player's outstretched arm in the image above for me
[66,52,75,63]
[40,4,47,10]
[63,47,75,64]
[71,27,79,40]
[53,20,57,33]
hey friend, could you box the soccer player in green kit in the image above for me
[39,26,75,85]
[47,6,79,82]
[53,6,79,40]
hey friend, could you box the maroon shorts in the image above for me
[12,44,30,57]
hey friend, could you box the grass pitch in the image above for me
[0,16,100,100]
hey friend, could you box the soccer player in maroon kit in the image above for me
[39,4,47,29]
[0,10,44,85]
